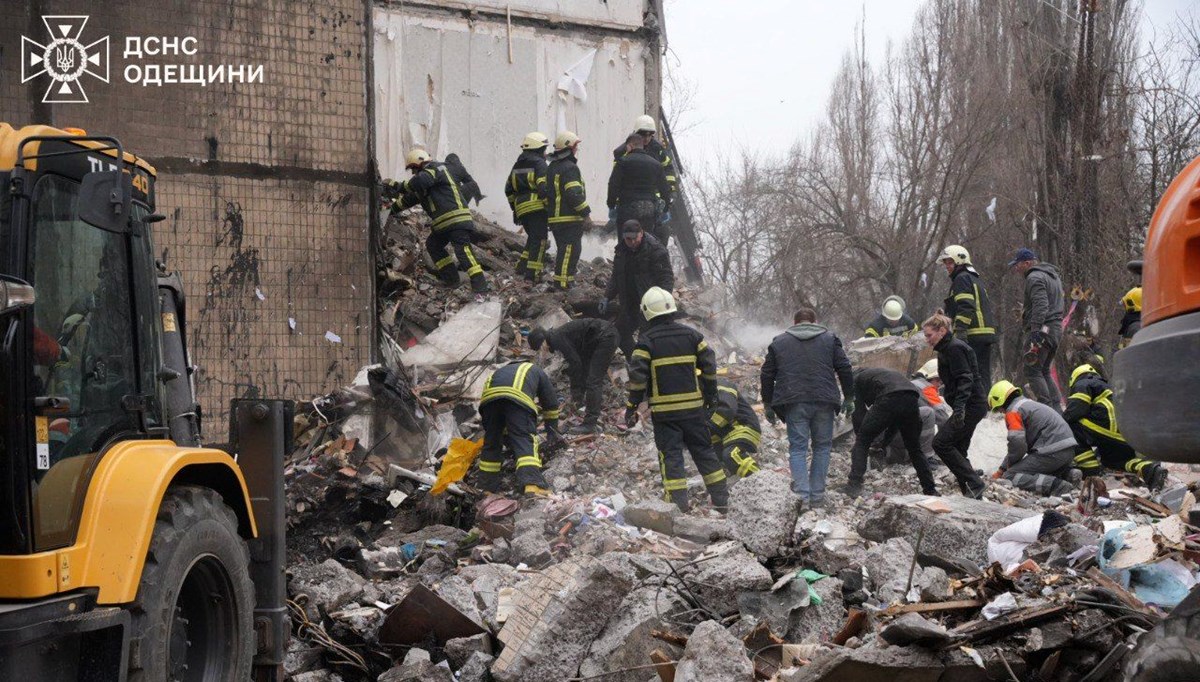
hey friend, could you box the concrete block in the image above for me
[445,633,494,670]
[289,559,366,621]
[730,470,801,557]
[858,495,1030,565]
[577,586,689,682]
[674,620,755,682]
[679,541,772,616]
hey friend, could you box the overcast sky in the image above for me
[665,0,1197,169]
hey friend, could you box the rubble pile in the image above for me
[280,209,1200,681]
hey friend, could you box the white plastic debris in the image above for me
[325,331,342,343]
[982,592,1018,620]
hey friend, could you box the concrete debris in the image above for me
[730,470,801,557]
[679,541,773,616]
[859,494,1030,565]
[456,651,496,682]
[444,633,493,670]
[673,620,755,682]
[786,577,846,643]
[290,558,367,620]
[879,612,951,647]
[577,586,689,682]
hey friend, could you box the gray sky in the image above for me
[665,0,1197,169]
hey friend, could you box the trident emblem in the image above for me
[21,16,109,104]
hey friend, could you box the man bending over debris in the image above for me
[709,378,762,479]
[1064,364,1168,490]
[884,359,949,469]
[843,367,939,498]
[528,318,619,434]
[626,287,729,511]
[477,360,565,496]
[988,380,1079,496]
[386,149,489,294]
[603,219,674,359]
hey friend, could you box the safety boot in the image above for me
[838,482,863,499]
[1146,464,1169,492]
[568,422,597,435]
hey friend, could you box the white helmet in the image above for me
[521,132,549,150]
[937,245,971,265]
[554,131,580,151]
[634,114,657,134]
[640,286,677,321]
[915,359,939,380]
[405,148,432,169]
[882,295,906,322]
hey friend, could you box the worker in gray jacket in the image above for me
[988,380,1078,496]
[1009,248,1065,410]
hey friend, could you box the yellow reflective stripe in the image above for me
[699,373,718,380]
[717,385,738,396]
[542,409,560,420]
[954,315,972,324]
[628,382,647,390]
[444,166,467,209]
[697,341,708,352]
[1081,418,1124,442]
[725,426,761,446]
[564,181,583,190]
[553,176,563,218]
[632,350,651,360]
[651,355,698,367]
[650,399,705,413]
[1069,392,1093,404]
[434,255,455,270]
[432,208,473,229]
[478,461,502,472]
[973,283,985,328]
[966,327,995,335]
[702,469,727,485]
[462,245,484,276]
[649,391,703,405]
[954,293,975,302]
[516,455,542,468]
[865,329,880,338]
[711,413,729,427]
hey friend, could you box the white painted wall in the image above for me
[426,0,647,28]
[373,7,651,226]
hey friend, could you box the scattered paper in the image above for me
[255,287,266,301]
[1108,525,1157,570]
[918,498,952,513]
[387,490,408,508]
[325,331,342,343]
[288,317,297,330]
[982,592,1018,620]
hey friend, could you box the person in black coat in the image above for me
[603,220,675,358]
[608,134,671,244]
[921,314,988,498]
[528,319,618,434]
[843,367,938,497]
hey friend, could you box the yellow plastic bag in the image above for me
[431,437,483,495]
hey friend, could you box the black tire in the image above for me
[1123,585,1200,681]
[127,485,255,682]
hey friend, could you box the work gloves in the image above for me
[624,407,640,428]
[1030,330,1050,347]
[948,410,965,429]
[841,398,855,417]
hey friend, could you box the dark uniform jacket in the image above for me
[933,333,986,413]
[944,264,996,343]
[505,150,548,221]
[613,137,677,194]
[1064,372,1122,441]
[852,368,919,406]
[761,323,854,414]
[607,148,671,211]
[546,319,618,380]
[710,379,762,447]
[480,361,561,429]
[627,317,717,422]
[546,151,591,227]
[1118,311,1141,348]
[444,153,483,205]
[394,161,474,232]
[605,233,674,311]
[864,314,918,338]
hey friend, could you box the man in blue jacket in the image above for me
[761,308,854,506]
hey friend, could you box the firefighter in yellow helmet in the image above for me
[988,381,1079,496]
[545,132,590,289]
[937,245,996,386]
[1117,287,1142,350]
[1063,364,1168,490]
[385,149,489,294]
[864,295,919,338]
[626,287,728,511]
[508,132,551,283]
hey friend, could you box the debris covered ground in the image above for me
[281,209,1200,681]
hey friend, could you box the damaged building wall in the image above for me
[373,0,662,225]
[0,0,374,419]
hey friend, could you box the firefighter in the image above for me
[507,132,551,282]
[387,149,489,294]
[608,133,671,245]
[614,114,677,197]
[843,367,939,498]
[603,220,674,359]
[938,245,996,387]
[922,314,989,498]
[546,131,591,289]
[527,318,618,434]
[1117,287,1142,350]
[709,379,762,479]
[988,381,1079,496]
[626,287,728,511]
[476,360,565,496]
[444,153,484,205]
[1064,364,1168,490]
[864,295,919,338]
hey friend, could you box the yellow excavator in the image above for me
[0,123,289,680]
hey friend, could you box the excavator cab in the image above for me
[0,124,288,681]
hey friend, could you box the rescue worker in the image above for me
[709,379,762,479]
[1064,364,1168,490]
[613,114,677,197]
[476,360,564,496]
[938,245,997,387]
[883,360,948,469]
[843,367,939,498]
[608,133,671,245]
[546,131,591,289]
[445,153,484,205]
[864,295,919,338]
[507,132,550,282]
[989,381,1079,496]
[1117,287,1142,350]
[921,314,989,498]
[602,220,674,359]
[625,287,728,511]
[1009,248,1065,410]
[527,318,618,434]
[387,149,489,294]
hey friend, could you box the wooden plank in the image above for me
[950,604,1069,643]
[650,650,676,682]
[884,599,985,616]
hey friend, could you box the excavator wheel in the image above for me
[127,486,254,682]
[1122,584,1200,681]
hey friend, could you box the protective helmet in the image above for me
[1070,364,1097,388]
[554,131,580,151]
[521,132,549,150]
[634,114,657,134]
[527,326,547,351]
[640,286,677,321]
[882,295,906,322]
[987,380,1021,411]
[405,148,431,169]
[915,359,939,380]
[1122,287,1142,313]
[937,245,971,265]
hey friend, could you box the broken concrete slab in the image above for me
[679,541,772,616]
[491,556,634,682]
[730,470,801,557]
[621,498,680,536]
[859,494,1030,565]
[434,575,487,628]
[400,300,502,370]
[377,660,455,682]
[457,651,495,682]
[863,537,916,592]
[787,577,846,643]
[674,620,755,682]
[509,532,553,567]
[290,671,344,682]
[577,586,689,682]
[787,645,943,682]
[445,633,493,670]
[289,558,367,620]
[674,514,733,543]
[880,613,951,647]
[917,566,952,602]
